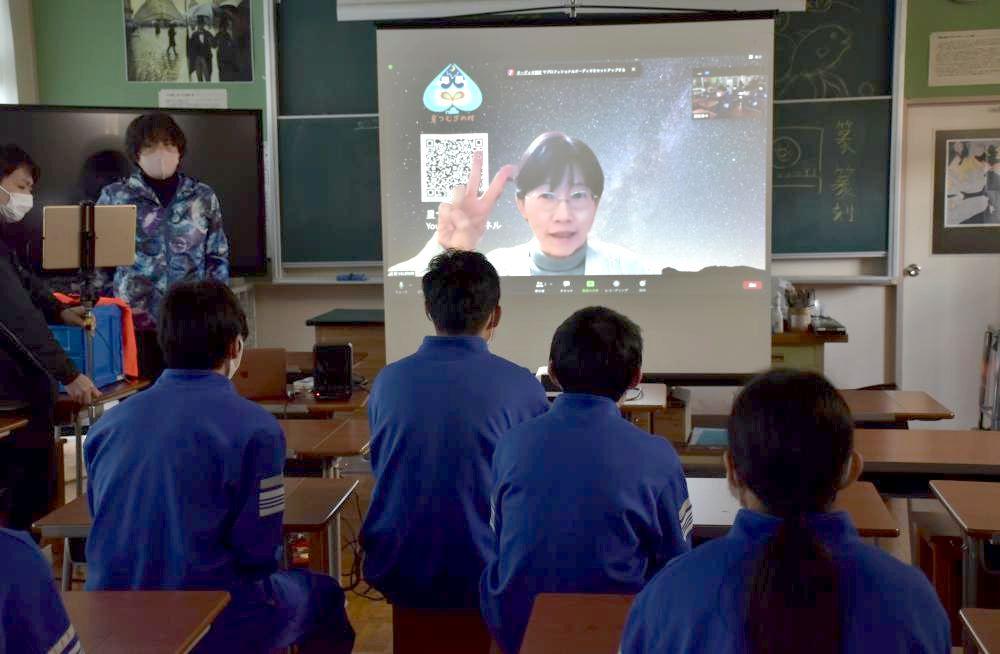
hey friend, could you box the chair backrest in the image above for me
[231,348,287,400]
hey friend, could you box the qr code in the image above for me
[420,133,489,203]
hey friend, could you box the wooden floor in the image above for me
[341,473,393,654]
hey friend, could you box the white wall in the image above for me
[254,284,384,351]
[0,0,38,104]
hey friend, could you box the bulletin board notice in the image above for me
[929,29,1000,87]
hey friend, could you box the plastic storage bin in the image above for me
[49,304,124,390]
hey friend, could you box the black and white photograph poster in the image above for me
[123,0,253,83]
[933,129,1000,254]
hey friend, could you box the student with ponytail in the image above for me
[620,369,950,654]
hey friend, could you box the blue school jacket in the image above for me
[480,393,692,654]
[621,509,951,654]
[0,528,79,654]
[361,335,549,609]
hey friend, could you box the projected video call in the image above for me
[380,52,770,285]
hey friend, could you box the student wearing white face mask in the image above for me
[0,144,102,534]
[84,280,355,654]
[97,112,230,380]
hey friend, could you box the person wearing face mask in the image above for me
[389,132,658,277]
[97,112,229,380]
[83,280,355,654]
[361,250,549,632]
[0,144,102,533]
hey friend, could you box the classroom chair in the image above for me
[392,605,493,654]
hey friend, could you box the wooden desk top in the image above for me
[772,331,849,346]
[62,590,230,654]
[962,608,1000,654]
[520,593,634,654]
[281,417,370,459]
[35,477,359,538]
[857,430,1000,476]
[931,480,1000,538]
[678,429,1000,479]
[288,391,370,416]
[688,479,898,539]
[0,415,28,440]
[839,390,953,422]
[54,379,151,423]
[270,477,359,532]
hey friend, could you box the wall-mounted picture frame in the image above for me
[934,129,1000,254]
[123,0,253,83]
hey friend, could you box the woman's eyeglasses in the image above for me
[526,190,597,213]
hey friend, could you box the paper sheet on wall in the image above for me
[929,29,1000,87]
[157,89,229,109]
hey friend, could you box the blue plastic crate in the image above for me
[50,304,125,390]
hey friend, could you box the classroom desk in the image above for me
[839,390,954,423]
[961,608,1000,654]
[35,478,359,590]
[930,481,1000,611]
[0,415,28,440]
[54,379,151,497]
[520,593,633,654]
[678,429,1000,488]
[62,590,230,654]
[688,478,899,539]
[281,417,370,476]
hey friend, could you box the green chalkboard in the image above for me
[774,0,893,100]
[277,1,378,115]
[279,117,382,263]
[772,100,891,254]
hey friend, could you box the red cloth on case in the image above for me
[52,293,140,378]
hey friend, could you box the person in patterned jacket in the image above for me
[97,112,229,378]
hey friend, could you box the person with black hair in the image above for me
[481,306,691,654]
[97,112,229,379]
[0,144,101,532]
[83,280,355,654]
[620,369,950,654]
[362,250,549,613]
[390,132,656,276]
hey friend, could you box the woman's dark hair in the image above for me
[158,280,248,370]
[515,132,604,199]
[422,249,500,335]
[0,144,41,185]
[549,306,642,400]
[125,112,187,164]
[728,369,854,654]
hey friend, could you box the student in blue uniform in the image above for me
[621,369,951,654]
[481,306,691,654]
[84,281,354,654]
[362,250,549,610]
[0,527,80,654]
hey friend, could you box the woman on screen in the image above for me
[391,132,655,276]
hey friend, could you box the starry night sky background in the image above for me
[379,46,770,273]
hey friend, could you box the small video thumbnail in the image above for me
[692,70,768,120]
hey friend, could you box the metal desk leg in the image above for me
[324,457,343,585]
[61,537,72,592]
[963,535,979,609]
[74,413,85,498]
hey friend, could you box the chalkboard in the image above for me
[772,99,891,254]
[771,0,894,256]
[774,0,893,100]
[277,2,377,115]
[279,117,382,263]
